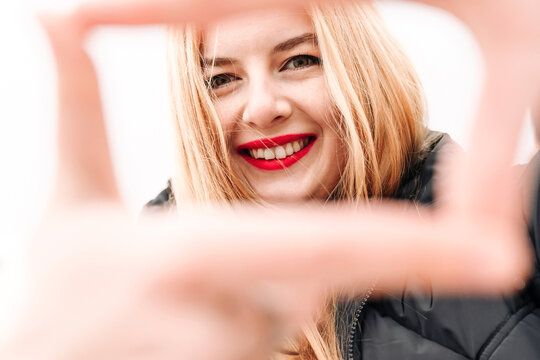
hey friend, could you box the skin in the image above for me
[1,0,539,359]
[203,10,343,201]
[533,99,540,146]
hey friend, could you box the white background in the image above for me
[0,0,537,255]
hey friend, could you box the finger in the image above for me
[65,0,460,32]
[408,1,540,220]
[235,206,529,294]
[448,62,535,220]
[438,34,539,222]
[146,203,531,297]
[70,0,321,30]
[39,14,120,206]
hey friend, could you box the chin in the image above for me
[257,187,325,204]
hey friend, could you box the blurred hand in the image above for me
[1,0,538,359]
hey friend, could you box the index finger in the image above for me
[40,14,120,207]
[144,202,530,297]
[71,0,319,30]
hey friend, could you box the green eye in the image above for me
[208,74,238,89]
[282,55,320,70]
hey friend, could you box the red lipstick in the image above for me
[237,133,316,171]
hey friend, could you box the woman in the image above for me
[150,3,431,358]
[1,0,537,359]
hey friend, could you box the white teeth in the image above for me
[275,146,286,159]
[247,137,311,160]
[285,143,293,156]
[264,148,275,160]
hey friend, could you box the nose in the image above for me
[241,76,292,129]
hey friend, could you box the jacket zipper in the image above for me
[347,285,376,360]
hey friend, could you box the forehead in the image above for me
[202,9,313,58]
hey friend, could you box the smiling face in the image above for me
[202,9,345,203]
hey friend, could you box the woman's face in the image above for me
[202,9,345,202]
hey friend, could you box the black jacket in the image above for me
[146,135,540,360]
[340,140,540,360]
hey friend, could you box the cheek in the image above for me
[305,80,345,175]
[289,76,335,125]
[213,99,240,134]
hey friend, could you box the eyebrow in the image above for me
[272,33,317,53]
[202,33,317,68]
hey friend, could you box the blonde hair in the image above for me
[167,2,427,359]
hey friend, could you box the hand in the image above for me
[52,0,540,221]
[42,0,537,278]
[1,1,537,359]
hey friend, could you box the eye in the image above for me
[281,55,321,71]
[207,73,239,89]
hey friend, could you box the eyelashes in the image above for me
[205,54,321,91]
[281,54,320,71]
[207,73,240,90]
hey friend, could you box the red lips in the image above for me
[237,133,316,171]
